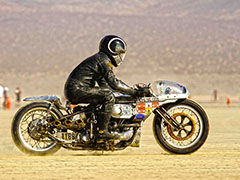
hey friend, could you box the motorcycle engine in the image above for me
[56,131,77,142]
[112,104,135,119]
[56,130,91,144]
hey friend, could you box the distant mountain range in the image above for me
[0,0,239,97]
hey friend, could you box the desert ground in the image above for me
[0,103,240,180]
[0,1,240,179]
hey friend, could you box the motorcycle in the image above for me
[11,80,209,155]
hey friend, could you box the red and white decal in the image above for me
[137,102,159,113]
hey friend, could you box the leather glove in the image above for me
[134,87,150,97]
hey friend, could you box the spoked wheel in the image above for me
[153,99,209,154]
[11,102,63,155]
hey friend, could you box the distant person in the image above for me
[213,89,218,102]
[0,85,3,109]
[3,87,9,109]
[15,87,22,103]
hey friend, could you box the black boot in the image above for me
[97,112,120,140]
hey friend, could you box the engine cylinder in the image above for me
[112,104,133,118]
[117,129,134,141]
[112,104,122,116]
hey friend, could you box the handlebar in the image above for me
[133,83,156,97]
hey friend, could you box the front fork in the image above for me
[153,107,180,130]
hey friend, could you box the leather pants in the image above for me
[65,86,115,131]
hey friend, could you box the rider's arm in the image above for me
[99,60,135,95]
[97,77,112,89]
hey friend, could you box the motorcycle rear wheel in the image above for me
[11,102,63,155]
[153,99,209,154]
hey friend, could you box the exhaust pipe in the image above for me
[53,120,61,127]
[113,129,134,141]
[64,119,72,127]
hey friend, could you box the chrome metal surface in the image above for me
[24,95,60,101]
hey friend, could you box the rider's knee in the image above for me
[100,88,114,101]
[105,92,115,104]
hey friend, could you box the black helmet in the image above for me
[99,35,127,67]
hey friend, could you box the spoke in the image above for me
[32,140,39,148]
[21,127,28,133]
[182,128,190,136]
[180,115,186,124]
[178,141,185,146]
[37,141,45,149]
[21,120,29,126]
[39,141,46,148]
[22,114,31,122]
[177,130,182,138]
[21,128,28,136]
[35,141,40,149]
[26,136,33,145]
[41,139,53,143]
[183,120,193,127]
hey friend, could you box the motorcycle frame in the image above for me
[24,93,189,127]
[23,92,189,139]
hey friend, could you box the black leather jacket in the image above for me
[64,51,135,103]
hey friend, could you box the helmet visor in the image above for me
[108,38,127,55]
[113,52,126,66]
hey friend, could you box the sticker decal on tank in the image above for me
[136,114,145,119]
[137,102,159,113]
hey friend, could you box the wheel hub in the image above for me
[28,119,47,140]
[167,112,196,141]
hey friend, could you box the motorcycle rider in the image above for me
[64,35,143,140]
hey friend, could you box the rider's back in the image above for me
[65,52,109,88]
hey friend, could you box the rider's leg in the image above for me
[65,86,120,139]
[97,92,120,139]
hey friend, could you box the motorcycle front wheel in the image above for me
[153,99,209,154]
[11,102,63,155]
